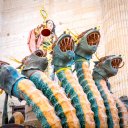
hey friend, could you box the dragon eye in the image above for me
[34,50,44,57]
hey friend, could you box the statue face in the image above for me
[46,20,54,31]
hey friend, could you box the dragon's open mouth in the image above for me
[111,58,122,69]
[59,37,74,52]
[87,32,100,46]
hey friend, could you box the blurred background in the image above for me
[0,0,128,124]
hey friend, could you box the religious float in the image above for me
[0,5,128,128]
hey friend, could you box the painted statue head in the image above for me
[52,34,75,68]
[75,27,100,60]
[93,55,123,79]
[46,20,56,34]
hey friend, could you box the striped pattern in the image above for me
[57,69,95,128]
[99,80,120,128]
[75,60,108,128]
[95,80,114,128]
[16,79,62,128]
[113,94,128,128]
[29,71,80,128]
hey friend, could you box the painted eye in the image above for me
[34,50,44,57]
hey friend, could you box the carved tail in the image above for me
[56,69,95,128]
[13,79,62,128]
[28,71,80,128]
[113,94,128,128]
[75,60,108,128]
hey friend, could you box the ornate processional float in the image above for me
[0,3,128,128]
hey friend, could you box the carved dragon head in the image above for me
[93,55,123,79]
[75,27,100,60]
[52,34,75,68]
[21,50,48,72]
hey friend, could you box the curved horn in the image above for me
[118,61,125,68]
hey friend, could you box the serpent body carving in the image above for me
[0,61,61,128]
[74,28,108,128]
[93,55,128,128]
[21,50,79,128]
[1,27,127,128]
[53,34,95,128]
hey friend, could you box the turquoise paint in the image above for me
[94,80,114,128]
[57,70,86,128]
[75,61,100,128]
[29,72,68,127]
[12,78,51,128]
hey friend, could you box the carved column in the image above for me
[101,0,128,97]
